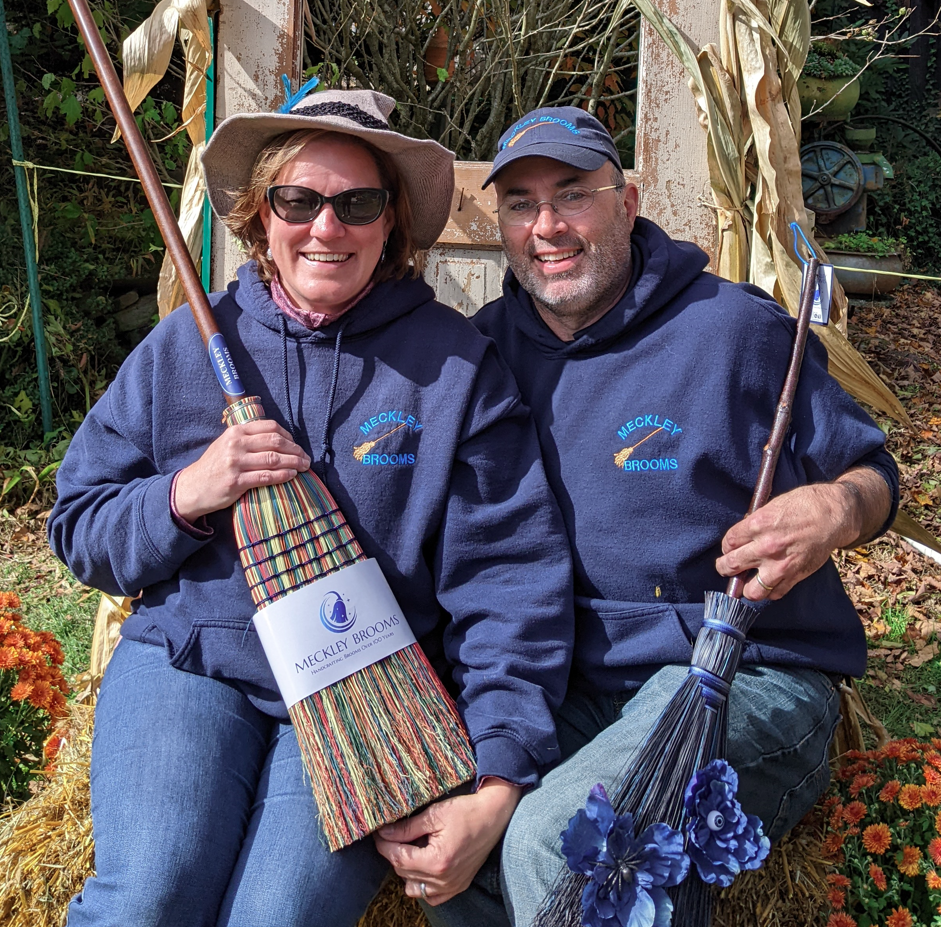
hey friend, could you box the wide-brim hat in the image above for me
[201,89,455,249]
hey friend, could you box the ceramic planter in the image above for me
[827,250,904,297]
[797,75,860,122]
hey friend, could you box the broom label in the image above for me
[252,558,417,707]
[208,333,245,397]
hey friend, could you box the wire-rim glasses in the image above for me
[267,185,390,225]
[496,184,624,226]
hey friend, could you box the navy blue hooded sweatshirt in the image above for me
[473,217,898,693]
[49,262,574,786]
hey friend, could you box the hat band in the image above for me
[290,101,389,131]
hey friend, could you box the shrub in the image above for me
[825,233,908,257]
[0,591,69,804]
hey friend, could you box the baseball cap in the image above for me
[482,106,622,188]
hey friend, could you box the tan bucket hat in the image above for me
[201,89,455,249]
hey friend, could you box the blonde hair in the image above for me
[222,129,420,285]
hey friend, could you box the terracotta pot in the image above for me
[423,28,453,84]
[827,250,904,297]
[797,75,860,122]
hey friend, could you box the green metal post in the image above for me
[0,0,54,436]
[200,14,216,293]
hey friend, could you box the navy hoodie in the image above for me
[473,217,898,693]
[49,262,574,786]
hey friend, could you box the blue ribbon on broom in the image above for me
[535,225,824,927]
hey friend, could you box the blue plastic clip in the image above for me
[278,73,322,113]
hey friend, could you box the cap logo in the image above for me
[290,101,388,131]
[501,114,582,150]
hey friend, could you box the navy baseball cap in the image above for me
[482,106,622,188]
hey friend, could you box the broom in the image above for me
[67,0,475,851]
[535,238,823,927]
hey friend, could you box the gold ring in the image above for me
[755,572,774,592]
[420,882,428,901]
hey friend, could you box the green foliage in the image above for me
[825,232,907,256]
[802,42,859,79]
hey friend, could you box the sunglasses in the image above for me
[266,185,390,225]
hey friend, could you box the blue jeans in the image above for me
[426,663,840,927]
[67,638,389,927]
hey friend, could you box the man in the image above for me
[376,106,898,926]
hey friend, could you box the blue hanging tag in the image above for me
[208,333,245,397]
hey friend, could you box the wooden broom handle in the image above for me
[68,0,225,358]
[726,256,820,600]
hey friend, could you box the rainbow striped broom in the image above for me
[69,0,476,851]
[534,237,823,926]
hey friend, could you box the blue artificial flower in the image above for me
[683,759,771,887]
[560,784,689,927]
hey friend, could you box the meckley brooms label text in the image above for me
[252,558,417,707]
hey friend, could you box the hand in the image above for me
[174,420,310,521]
[715,469,889,601]
[373,779,523,906]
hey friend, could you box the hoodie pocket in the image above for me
[573,596,694,682]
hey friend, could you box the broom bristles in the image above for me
[223,397,476,851]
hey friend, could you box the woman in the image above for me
[49,89,573,927]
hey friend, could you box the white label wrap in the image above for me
[252,558,417,707]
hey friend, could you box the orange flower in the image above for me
[850,773,877,796]
[897,845,922,877]
[880,780,902,803]
[827,887,845,909]
[43,732,63,761]
[928,751,941,770]
[899,784,923,811]
[936,809,941,833]
[9,679,33,701]
[822,832,846,857]
[0,592,22,609]
[826,914,857,927]
[927,870,941,890]
[886,908,913,927]
[863,823,892,855]
[27,679,53,712]
[929,837,941,868]
[869,863,887,891]
[0,646,19,670]
[843,801,867,825]
[830,804,846,830]
[923,782,941,807]
[827,874,851,887]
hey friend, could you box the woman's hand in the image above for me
[174,421,310,521]
[373,779,523,906]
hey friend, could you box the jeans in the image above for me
[66,638,389,927]
[427,663,840,927]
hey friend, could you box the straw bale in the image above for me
[0,703,95,927]
[358,877,429,927]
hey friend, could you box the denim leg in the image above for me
[67,638,273,927]
[218,720,389,927]
[500,664,840,927]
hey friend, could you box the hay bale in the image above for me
[357,877,429,927]
[0,703,94,927]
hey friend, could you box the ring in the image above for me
[755,572,775,592]
[420,882,428,901]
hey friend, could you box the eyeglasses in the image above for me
[496,184,624,226]
[266,185,390,225]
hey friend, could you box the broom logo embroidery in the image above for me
[353,421,409,461]
[613,426,665,468]
[68,0,476,853]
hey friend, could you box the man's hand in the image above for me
[174,421,310,521]
[716,467,891,601]
[373,779,523,906]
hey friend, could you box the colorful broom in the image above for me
[535,238,823,927]
[68,0,475,851]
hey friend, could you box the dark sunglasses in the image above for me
[266,185,390,225]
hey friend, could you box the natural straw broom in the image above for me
[535,237,823,926]
[67,0,475,850]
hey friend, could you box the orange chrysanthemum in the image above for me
[927,870,941,890]
[850,773,878,796]
[899,784,923,811]
[928,751,941,769]
[0,592,22,609]
[936,809,941,833]
[886,907,914,927]
[880,780,902,803]
[929,837,941,867]
[822,832,845,858]
[830,804,846,830]
[827,888,845,909]
[924,782,941,807]
[827,873,851,887]
[862,823,891,855]
[8,679,33,701]
[0,646,19,670]
[826,914,857,927]
[897,845,922,877]
[869,863,887,891]
[843,801,867,825]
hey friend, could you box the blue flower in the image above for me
[683,760,771,887]
[561,784,689,927]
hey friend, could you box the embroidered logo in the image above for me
[354,410,422,466]
[613,414,682,472]
[501,115,582,150]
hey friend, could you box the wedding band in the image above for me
[755,572,775,592]
[420,882,428,901]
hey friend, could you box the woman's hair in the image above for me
[222,129,421,285]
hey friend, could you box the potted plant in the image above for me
[798,42,861,121]
[823,232,907,297]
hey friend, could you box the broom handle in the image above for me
[726,256,820,600]
[68,0,245,403]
